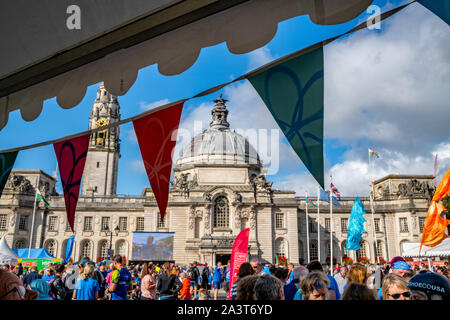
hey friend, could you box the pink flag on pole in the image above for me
[53,134,90,232]
[228,228,250,300]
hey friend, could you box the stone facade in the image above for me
[0,87,435,266]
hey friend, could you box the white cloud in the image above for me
[128,159,146,174]
[140,98,170,111]
[247,47,276,71]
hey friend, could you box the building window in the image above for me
[65,221,73,232]
[84,217,93,231]
[19,216,28,231]
[342,241,348,257]
[399,218,408,232]
[14,239,26,249]
[341,218,348,233]
[375,240,383,258]
[309,218,317,233]
[96,162,100,168]
[419,217,426,233]
[356,241,367,260]
[374,218,380,233]
[94,186,98,192]
[45,240,57,256]
[310,241,318,260]
[119,217,128,231]
[325,218,331,233]
[136,217,145,232]
[117,240,127,257]
[213,196,229,228]
[275,213,284,229]
[0,214,7,230]
[48,216,58,231]
[101,217,110,231]
[157,214,165,228]
[80,241,92,259]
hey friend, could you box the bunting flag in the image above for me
[53,134,90,232]
[420,168,450,250]
[248,47,324,188]
[418,0,450,25]
[0,151,18,198]
[319,188,340,207]
[228,228,250,300]
[346,197,367,251]
[133,102,184,222]
[64,236,75,263]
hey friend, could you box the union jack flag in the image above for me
[330,183,341,200]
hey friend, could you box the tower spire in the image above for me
[209,94,230,131]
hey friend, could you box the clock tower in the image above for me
[81,83,121,196]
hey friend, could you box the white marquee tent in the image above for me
[401,238,450,258]
[0,237,21,265]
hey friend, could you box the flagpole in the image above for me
[369,150,379,264]
[28,174,40,259]
[305,192,310,264]
[330,175,333,270]
[317,186,320,263]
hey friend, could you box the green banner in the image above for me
[248,47,324,188]
[18,258,61,271]
[0,151,18,198]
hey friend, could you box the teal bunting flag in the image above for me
[345,197,367,251]
[0,151,18,198]
[248,47,324,188]
[418,0,450,25]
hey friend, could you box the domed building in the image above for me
[0,84,435,267]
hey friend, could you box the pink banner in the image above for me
[228,228,250,300]
[53,134,90,232]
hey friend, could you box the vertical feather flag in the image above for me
[54,134,90,232]
[346,197,367,251]
[420,168,450,249]
[418,0,450,25]
[0,151,18,198]
[248,47,324,188]
[132,103,184,222]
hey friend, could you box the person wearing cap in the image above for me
[407,272,450,300]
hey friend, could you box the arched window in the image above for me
[116,240,127,257]
[356,241,368,260]
[45,239,57,257]
[80,240,92,260]
[213,196,229,228]
[375,240,384,258]
[14,239,26,249]
[342,240,348,257]
[275,238,286,258]
[99,240,109,259]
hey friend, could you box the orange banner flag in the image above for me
[420,168,450,250]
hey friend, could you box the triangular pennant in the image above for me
[346,197,367,251]
[418,0,450,25]
[0,151,18,198]
[248,47,324,188]
[132,103,184,222]
[53,134,90,232]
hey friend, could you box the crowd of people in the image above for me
[0,254,449,301]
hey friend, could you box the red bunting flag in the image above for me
[132,103,184,222]
[53,134,90,232]
[228,228,250,300]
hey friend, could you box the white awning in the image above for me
[0,237,21,264]
[402,238,450,258]
[0,0,373,130]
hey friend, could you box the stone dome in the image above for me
[176,95,261,167]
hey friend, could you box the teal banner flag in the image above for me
[418,0,450,25]
[346,197,367,251]
[248,47,324,188]
[0,151,18,198]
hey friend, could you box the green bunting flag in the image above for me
[0,151,18,198]
[248,46,324,188]
[418,0,450,25]
[37,190,50,208]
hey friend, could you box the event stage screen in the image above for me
[131,232,174,261]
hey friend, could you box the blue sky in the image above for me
[1,0,449,197]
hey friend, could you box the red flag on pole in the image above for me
[228,228,250,300]
[53,134,90,232]
[132,103,184,222]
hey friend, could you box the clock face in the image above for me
[95,119,108,128]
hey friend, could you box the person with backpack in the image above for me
[108,255,132,300]
[201,262,211,296]
[188,261,200,300]
[50,263,72,301]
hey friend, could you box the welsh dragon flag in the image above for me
[36,190,50,207]
[368,148,379,158]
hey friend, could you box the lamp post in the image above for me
[104,225,120,260]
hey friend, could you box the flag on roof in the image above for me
[330,182,341,200]
[36,190,50,208]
